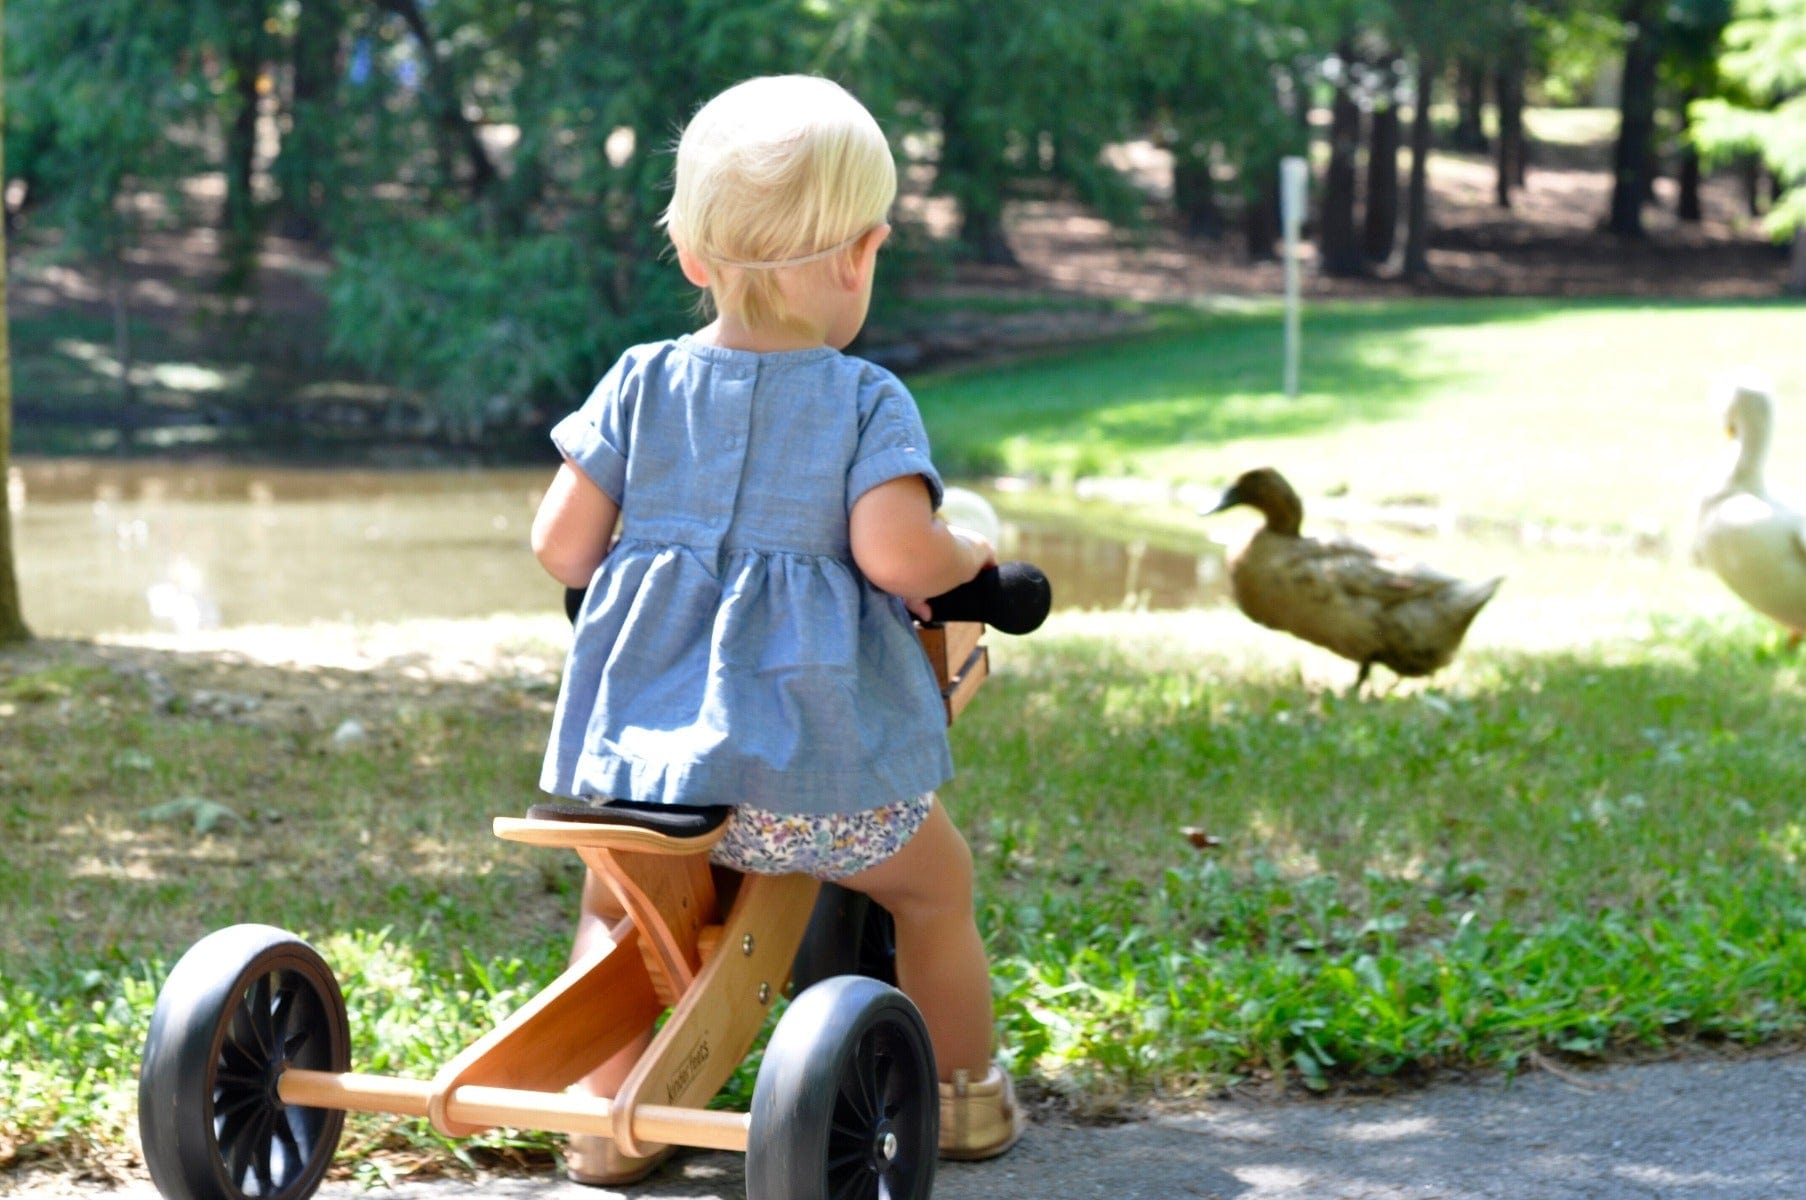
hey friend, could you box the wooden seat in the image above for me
[494,803,731,854]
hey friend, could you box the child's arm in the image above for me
[850,475,994,614]
[531,461,621,588]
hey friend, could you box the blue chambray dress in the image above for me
[540,336,955,817]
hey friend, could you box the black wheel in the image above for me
[746,975,937,1200]
[790,883,898,992]
[139,924,349,1200]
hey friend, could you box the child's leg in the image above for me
[564,869,670,1187]
[835,801,994,1079]
[569,869,651,1097]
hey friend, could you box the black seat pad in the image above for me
[524,799,731,840]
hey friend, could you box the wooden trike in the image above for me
[136,583,1027,1200]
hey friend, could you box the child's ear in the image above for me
[676,244,712,288]
[846,223,892,288]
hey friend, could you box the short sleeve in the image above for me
[846,376,944,514]
[551,357,633,506]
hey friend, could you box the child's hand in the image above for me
[948,525,997,576]
[905,526,993,620]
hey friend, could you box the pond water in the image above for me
[10,461,1228,638]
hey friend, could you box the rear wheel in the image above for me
[139,924,349,1200]
[790,883,898,992]
[746,974,937,1200]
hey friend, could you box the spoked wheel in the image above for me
[139,924,350,1200]
[790,883,898,992]
[747,974,937,1200]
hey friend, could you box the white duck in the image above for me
[1694,373,1806,646]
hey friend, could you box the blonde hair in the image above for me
[663,75,897,330]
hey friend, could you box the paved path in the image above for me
[6,1053,1803,1199]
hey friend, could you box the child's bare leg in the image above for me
[570,869,650,1096]
[836,800,994,1079]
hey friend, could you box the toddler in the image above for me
[530,74,1024,1186]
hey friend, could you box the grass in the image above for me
[913,297,1806,536]
[8,295,1806,1180]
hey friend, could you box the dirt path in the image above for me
[8,1051,1803,1199]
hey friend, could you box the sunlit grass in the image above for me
[10,295,1806,1177]
[917,298,1806,538]
[8,582,1806,1171]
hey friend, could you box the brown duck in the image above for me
[1208,468,1503,691]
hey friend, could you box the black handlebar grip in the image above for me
[924,562,1052,635]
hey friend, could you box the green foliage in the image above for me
[5,2,207,257]
[1122,0,1309,207]
[1689,0,1806,235]
[315,0,836,428]
[325,214,673,439]
[883,0,1140,258]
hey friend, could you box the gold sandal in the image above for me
[939,1064,1026,1161]
[565,1133,676,1187]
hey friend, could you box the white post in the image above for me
[1280,156,1309,398]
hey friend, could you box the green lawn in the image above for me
[915,297,1806,535]
[7,296,1806,1179]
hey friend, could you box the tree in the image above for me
[1363,57,1403,262]
[1494,27,1530,205]
[1122,0,1310,247]
[1689,0,1806,291]
[1609,0,1667,236]
[1,0,30,645]
[888,0,1132,265]
[1318,38,1369,276]
[8,3,209,446]
[324,0,831,438]
[1665,0,1735,222]
[1402,47,1439,278]
[270,0,346,242]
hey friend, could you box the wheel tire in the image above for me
[139,924,350,1200]
[746,975,937,1200]
[790,884,898,992]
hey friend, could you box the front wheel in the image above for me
[746,974,937,1200]
[139,924,349,1200]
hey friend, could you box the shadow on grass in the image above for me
[0,638,575,972]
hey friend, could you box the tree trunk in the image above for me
[1404,53,1436,281]
[939,102,1017,267]
[1609,0,1664,238]
[1454,58,1488,152]
[1741,157,1768,216]
[0,0,30,645]
[1173,152,1225,239]
[1493,50,1527,207]
[1363,81,1401,265]
[110,238,138,453]
[1676,89,1703,222]
[1242,155,1282,261]
[274,0,344,241]
[1319,43,1367,277]
[1789,231,1806,296]
[221,3,264,292]
[375,0,499,200]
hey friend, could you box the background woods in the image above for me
[2,0,1803,448]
